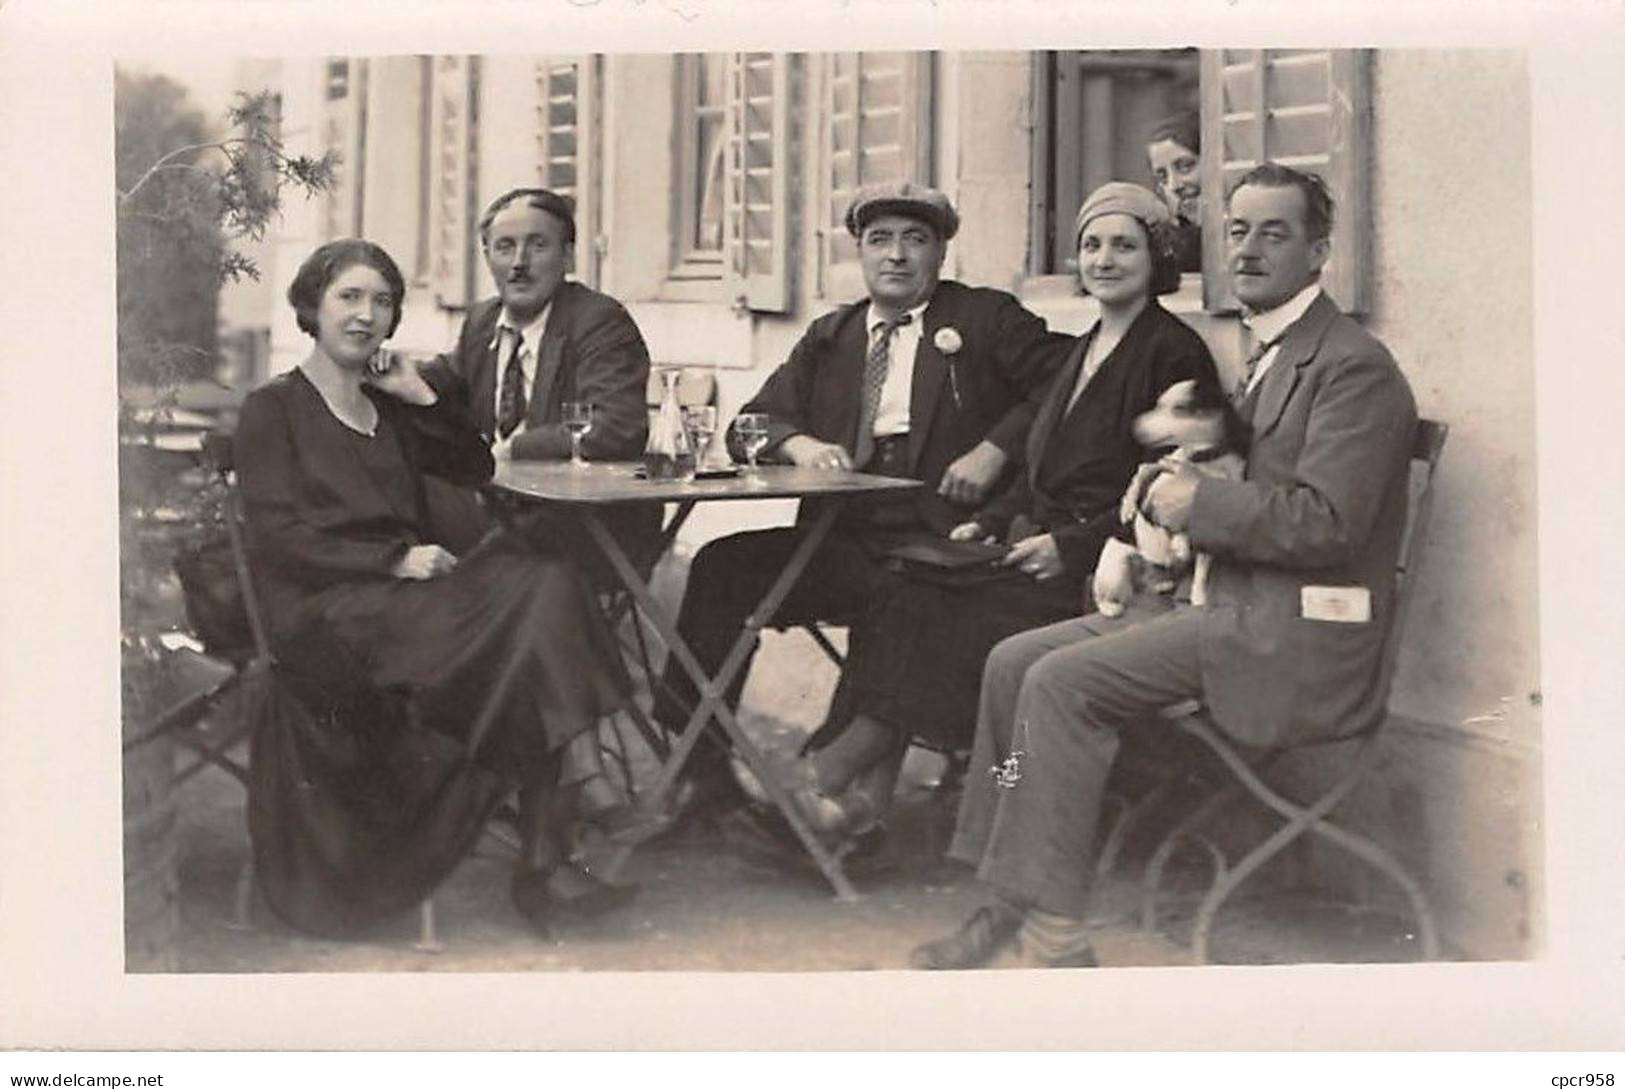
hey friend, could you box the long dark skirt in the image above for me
[820,569,1085,753]
[249,532,627,937]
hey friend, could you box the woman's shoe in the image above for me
[908,903,1024,970]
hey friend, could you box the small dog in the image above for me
[1093,379,1247,617]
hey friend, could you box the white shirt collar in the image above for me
[865,299,930,335]
[1242,282,1321,347]
[489,301,553,353]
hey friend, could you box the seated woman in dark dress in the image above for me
[235,239,633,939]
[746,183,1220,846]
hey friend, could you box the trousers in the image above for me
[652,526,905,780]
[948,598,1201,915]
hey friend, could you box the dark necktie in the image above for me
[495,326,527,439]
[854,313,912,467]
[1232,332,1281,407]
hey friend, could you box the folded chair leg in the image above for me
[1098,773,1180,879]
[1140,781,1242,934]
[1190,807,1327,965]
[414,897,443,954]
[1287,810,1441,961]
[1183,728,1439,964]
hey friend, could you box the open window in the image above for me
[672,53,730,286]
[1029,48,1372,314]
[1029,50,1198,286]
[668,53,795,312]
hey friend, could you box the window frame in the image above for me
[1024,47,1371,317]
[669,52,731,292]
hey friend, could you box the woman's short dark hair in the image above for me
[1147,109,1201,156]
[287,239,406,339]
[1077,215,1184,299]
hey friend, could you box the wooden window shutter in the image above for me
[428,55,476,310]
[724,52,793,313]
[320,58,367,241]
[535,56,602,287]
[819,52,932,297]
[1200,49,1372,313]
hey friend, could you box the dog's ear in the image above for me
[1186,374,1251,453]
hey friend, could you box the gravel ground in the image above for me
[156,624,1436,974]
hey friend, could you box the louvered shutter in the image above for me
[724,52,792,313]
[428,55,476,309]
[820,52,932,298]
[535,56,602,287]
[320,58,366,241]
[1200,49,1372,313]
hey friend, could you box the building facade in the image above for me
[246,49,1539,959]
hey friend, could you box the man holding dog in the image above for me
[911,162,1418,969]
[654,181,1072,815]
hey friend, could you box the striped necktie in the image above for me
[495,326,527,439]
[1232,333,1281,406]
[853,313,912,467]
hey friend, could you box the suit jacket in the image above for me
[737,280,1072,533]
[976,299,1219,579]
[430,280,658,573]
[1190,292,1417,747]
[234,366,493,644]
[446,280,651,461]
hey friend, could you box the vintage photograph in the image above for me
[109,44,1541,981]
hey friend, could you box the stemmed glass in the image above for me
[561,401,595,468]
[682,405,718,471]
[733,412,771,486]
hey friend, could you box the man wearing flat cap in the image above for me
[655,180,1071,814]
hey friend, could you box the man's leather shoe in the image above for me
[510,862,638,936]
[908,904,1023,970]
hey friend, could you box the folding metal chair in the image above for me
[1128,419,1449,964]
[173,433,491,952]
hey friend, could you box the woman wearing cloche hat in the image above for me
[769,182,1223,878]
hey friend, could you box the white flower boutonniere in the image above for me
[935,327,965,406]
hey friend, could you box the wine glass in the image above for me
[682,405,718,470]
[733,412,771,485]
[561,401,594,468]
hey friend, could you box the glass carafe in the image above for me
[644,368,696,482]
